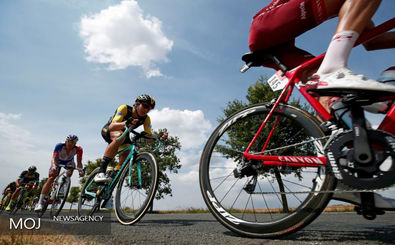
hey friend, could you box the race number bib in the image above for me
[268,70,289,91]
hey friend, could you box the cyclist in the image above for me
[248,0,395,209]
[5,166,39,211]
[249,0,395,100]
[0,181,17,206]
[95,94,168,182]
[35,134,84,211]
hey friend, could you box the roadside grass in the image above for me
[0,234,97,245]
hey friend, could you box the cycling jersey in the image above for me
[18,170,39,184]
[3,182,16,193]
[101,104,152,144]
[249,0,328,69]
[53,143,83,165]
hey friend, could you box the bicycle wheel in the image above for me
[0,193,11,213]
[50,177,71,217]
[200,103,336,238]
[78,167,102,216]
[37,196,50,218]
[115,152,158,225]
[10,190,25,215]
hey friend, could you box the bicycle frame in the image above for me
[243,18,395,168]
[84,127,161,200]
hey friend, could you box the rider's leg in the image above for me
[95,130,126,182]
[5,188,20,210]
[313,0,395,92]
[35,171,56,210]
[317,0,380,75]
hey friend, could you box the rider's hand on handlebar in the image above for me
[78,169,85,177]
[159,132,168,141]
[125,118,139,127]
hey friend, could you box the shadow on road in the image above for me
[283,225,395,243]
[137,218,218,227]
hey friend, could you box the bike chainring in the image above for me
[326,130,395,190]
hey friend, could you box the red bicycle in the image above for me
[199,18,395,238]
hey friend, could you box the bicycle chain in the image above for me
[252,184,394,195]
[223,134,332,155]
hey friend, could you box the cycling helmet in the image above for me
[28,165,37,172]
[135,94,155,109]
[66,134,79,142]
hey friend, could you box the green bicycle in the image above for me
[9,181,38,215]
[78,126,160,225]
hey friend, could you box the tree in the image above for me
[66,186,81,211]
[217,77,315,212]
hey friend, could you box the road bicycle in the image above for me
[199,18,395,238]
[78,126,160,225]
[37,164,83,218]
[9,181,38,215]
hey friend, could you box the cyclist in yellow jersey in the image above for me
[95,94,168,182]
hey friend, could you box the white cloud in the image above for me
[0,113,51,188]
[149,108,212,149]
[0,112,31,148]
[79,0,173,78]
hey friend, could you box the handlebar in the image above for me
[117,125,158,142]
[19,181,38,186]
[56,163,84,171]
[116,125,163,152]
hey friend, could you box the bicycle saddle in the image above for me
[241,50,288,73]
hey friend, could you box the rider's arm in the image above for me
[143,117,168,142]
[76,146,83,169]
[51,153,58,168]
[109,105,129,130]
[52,143,63,168]
[363,21,395,51]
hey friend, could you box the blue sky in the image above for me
[0,0,394,210]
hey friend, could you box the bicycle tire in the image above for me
[114,152,158,225]
[78,167,102,217]
[10,189,26,215]
[199,103,336,238]
[37,197,49,218]
[0,193,11,213]
[50,177,71,217]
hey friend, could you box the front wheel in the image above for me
[115,152,158,225]
[0,193,11,213]
[199,103,336,238]
[50,177,71,217]
[78,168,102,217]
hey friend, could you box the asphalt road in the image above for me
[2,211,395,244]
[90,212,395,245]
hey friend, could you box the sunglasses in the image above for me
[141,103,152,110]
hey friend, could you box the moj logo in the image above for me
[9,218,41,230]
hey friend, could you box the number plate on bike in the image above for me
[268,71,289,91]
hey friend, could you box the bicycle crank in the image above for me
[327,130,395,190]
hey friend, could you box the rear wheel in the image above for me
[199,103,336,238]
[115,152,158,225]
